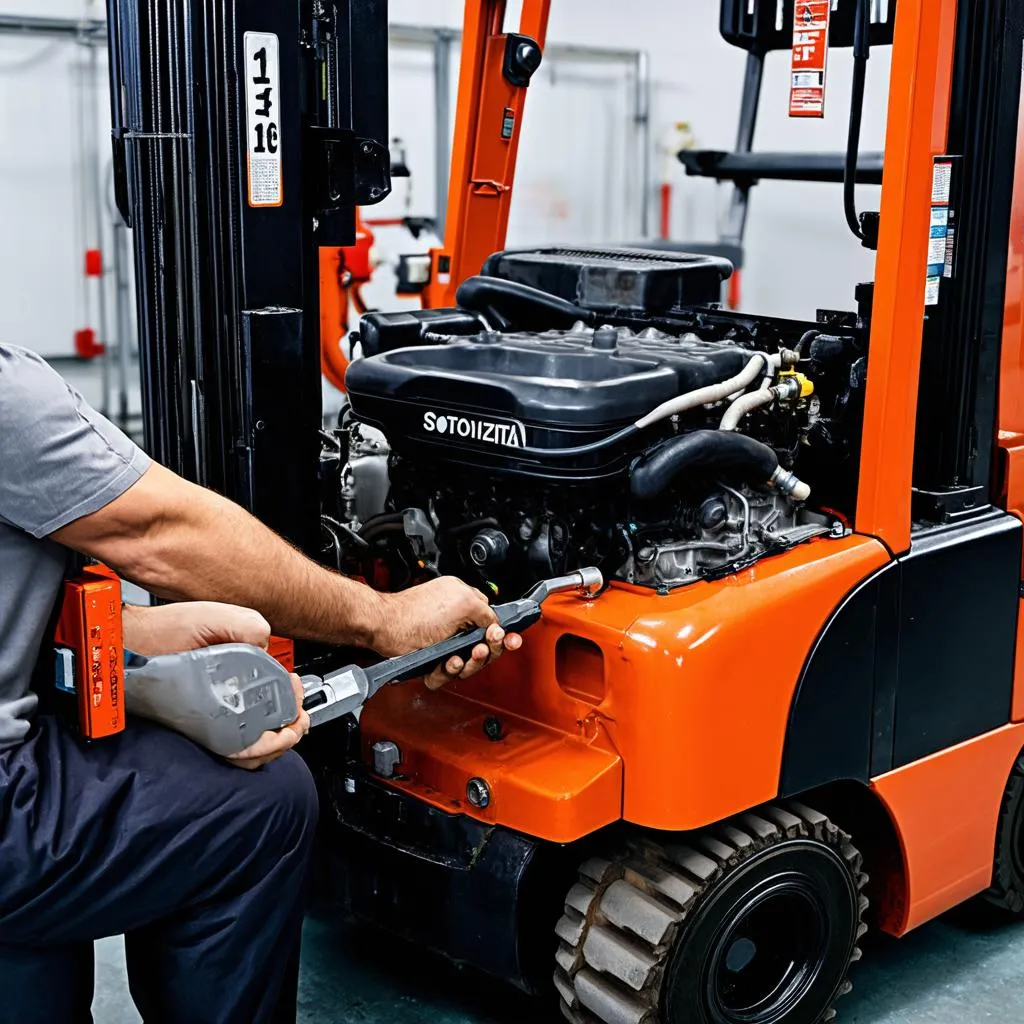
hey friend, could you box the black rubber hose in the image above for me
[629,430,778,502]
[516,423,640,460]
[844,0,871,240]
[456,276,597,331]
[794,329,821,356]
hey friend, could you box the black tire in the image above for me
[555,802,867,1024]
[984,752,1024,914]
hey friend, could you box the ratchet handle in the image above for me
[365,600,541,687]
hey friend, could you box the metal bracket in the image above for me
[502,33,543,87]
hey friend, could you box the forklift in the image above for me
[105,0,1024,1022]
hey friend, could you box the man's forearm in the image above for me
[55,464,387,647]
[142,489,385,645]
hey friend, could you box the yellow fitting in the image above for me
[779,369,815,398]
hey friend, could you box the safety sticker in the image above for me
[926,213,947,304]
[789,0,832,118]
[244,32,282,208]
[927,235,947,273]
[932,161,953,205]
[925,157,958,304]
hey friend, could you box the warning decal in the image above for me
[244,32,282,209]
[931,162,952,205]
[925,160,955,306]
[789,1,832,118]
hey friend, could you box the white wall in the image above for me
[385,0,891,321]
[0,0,111,358]
[0,0,892,360]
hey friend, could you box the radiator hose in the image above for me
[456,276,597,331]
[629,430,810,502]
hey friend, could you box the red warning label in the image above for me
[789,0,832,118]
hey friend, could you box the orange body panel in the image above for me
[363,684,622,843]
[54,570,125,740]
[268,636,295,673]
[361,535,888,841]
[319,246,348,392]
[999,33,1024,437]
[422,0,551,309]
[872,723,1024,934]
[320,213,376,392]
[855,0,957,554]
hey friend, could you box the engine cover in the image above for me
[345,324,752,480]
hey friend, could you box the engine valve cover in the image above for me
[345,324,752,478]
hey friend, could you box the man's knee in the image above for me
[253,752,319,857]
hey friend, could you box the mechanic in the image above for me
[0,342,521,1024]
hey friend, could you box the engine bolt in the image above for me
[466,777,491,808]
[483,716,503,741]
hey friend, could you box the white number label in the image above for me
[244,32,282,208]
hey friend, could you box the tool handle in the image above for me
[365,600,541,687]
[123,644,298,756]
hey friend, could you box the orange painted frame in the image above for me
[422,0,551,310]
[855,0,958,554]
[873,723,1024,935]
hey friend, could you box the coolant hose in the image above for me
[630,430,810,502]
[456,276,597,331]
[502,352,780,460]
[635,353,778,430]
[719,381,775,431]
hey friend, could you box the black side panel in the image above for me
[869,567,900,777]
[240,309,311,546]
[782,512,1020,794]
[892,512,1021,767]
[780,569,889,795]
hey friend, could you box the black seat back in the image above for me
[720,0,897,53]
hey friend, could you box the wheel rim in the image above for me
[703,873,829,1024]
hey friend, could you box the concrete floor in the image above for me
[89,902,1024,1024]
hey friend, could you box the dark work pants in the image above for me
[0,715,319,1024]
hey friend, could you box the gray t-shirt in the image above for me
[0,344,150,750]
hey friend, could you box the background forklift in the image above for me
[106,0,1024,1022]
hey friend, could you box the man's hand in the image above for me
[374,578,522,690]
[122,601,309,768]
[122,601,271,656]
[228,674,311,771]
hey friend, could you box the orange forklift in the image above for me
[106,0,1024,1022]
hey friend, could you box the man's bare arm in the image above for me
[53,463,514,676]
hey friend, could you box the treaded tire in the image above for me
[554,802,868,1024]
[984,752,1024,914]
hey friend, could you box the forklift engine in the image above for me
[331,248,867,598]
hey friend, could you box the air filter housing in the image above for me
[480,246,732,313]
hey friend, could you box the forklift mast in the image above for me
[105,0,391,556]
